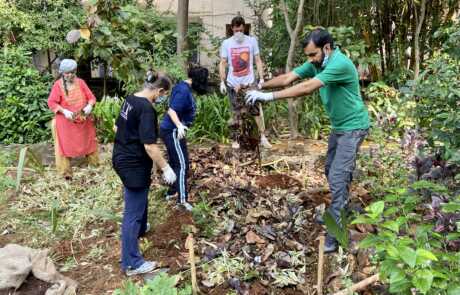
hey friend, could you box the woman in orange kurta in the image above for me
[47,59,99,178]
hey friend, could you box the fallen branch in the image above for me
[239,160,255,167]
[317,235,325,295]
[332,273,379,295]
[4,167,37,172]
[261,158,285,167]
[202,240,218,249]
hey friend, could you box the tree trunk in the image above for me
[47,49,52,75]
[375,1,386,76]
[280,0,305,138]
[177,0,189,69]
[313,0,320,25]
[382,1,393,73]
[414,0,427,80]
[103,62,107,97]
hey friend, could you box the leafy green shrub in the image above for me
[365,82,415,139]
[412,53,460,162]
[0,46,53,144]
[154,55,187,83]
[0,0,32,45]
[76,3,178,93]
[92,95,123,143]
[353,181,460,294]
[191,199,216,238]
[113,273,191,295]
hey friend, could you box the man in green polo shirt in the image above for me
[245,28,370,253]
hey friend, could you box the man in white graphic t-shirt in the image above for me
[219,16,272,149]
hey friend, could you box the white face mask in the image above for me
[321,50,329,68]
[233,32,245,43]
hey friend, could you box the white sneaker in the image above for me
[146,222,151,233]
[260,136,272,149]
[126,261,156,276]
[180,201,194,212]
[165,194,176,201]
[231,141,240,149]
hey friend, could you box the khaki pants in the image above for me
[51,119,99,177]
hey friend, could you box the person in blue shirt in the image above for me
[160,66,209,211]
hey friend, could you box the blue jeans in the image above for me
[160,128,189,203]
[325,129,368,235]
[121,186,149,271]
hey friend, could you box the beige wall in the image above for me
[152,0,259,69]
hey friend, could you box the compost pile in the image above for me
[151,145,376,294]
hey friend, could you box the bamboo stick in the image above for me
[185,234,199,295]
[317,235,325,295]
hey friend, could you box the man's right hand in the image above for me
[61,109,74,120]
[219,81,227,95]
[162,165,177,184]
[176,123,188,140]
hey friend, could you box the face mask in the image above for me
[321,49,329,68]
[155,95,167,105]
[233,32,245,43]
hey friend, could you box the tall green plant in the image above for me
[92,95,122,143]
[189,93,230,143]
[15,147,27,192]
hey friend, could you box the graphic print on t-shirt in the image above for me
[231,47,250,77]
[120,101,133,120]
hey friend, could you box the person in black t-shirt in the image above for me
[112,71,176,276]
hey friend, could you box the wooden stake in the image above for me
[317,235,325,295]
[185,234,199,295]
[332,273,379,295]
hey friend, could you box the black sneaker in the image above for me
[324,235,338,253]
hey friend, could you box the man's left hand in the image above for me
[245,90,274,105]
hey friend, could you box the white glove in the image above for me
[257,79,265,90]
[219,81,227,94]
[245,90,274,105]
[61,109,74,120]
[176,123,188,140]
[83,104,93,115]
[162,165,177,184]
